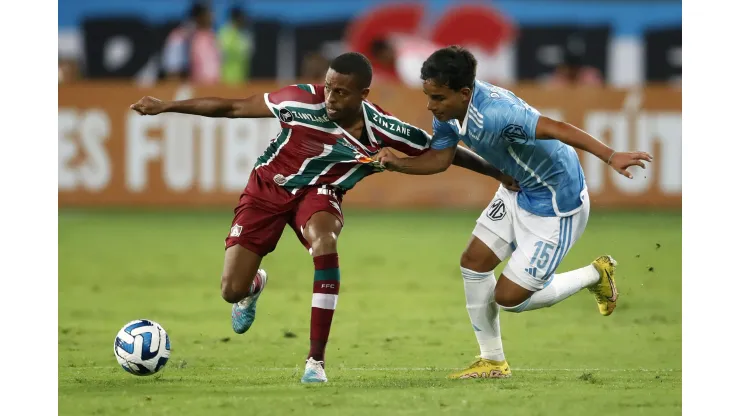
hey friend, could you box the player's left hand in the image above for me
[373,148,402,172]
[608,151,653,179]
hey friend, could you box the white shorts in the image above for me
[472,186,590,292]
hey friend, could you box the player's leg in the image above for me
[291,185,345,383]
[449,188,516,379]
[495,193,615,314]
[223,186,290,334]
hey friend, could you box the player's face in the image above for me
[422,79,472,122]
[324,69,369,122]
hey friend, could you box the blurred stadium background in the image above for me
[58,0,681,414]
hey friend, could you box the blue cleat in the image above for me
[231,269,268,334]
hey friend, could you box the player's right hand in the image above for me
[130,96,167,115]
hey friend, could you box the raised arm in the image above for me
[130,94,273,119]
[535,115,653,179]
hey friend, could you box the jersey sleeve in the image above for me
[430,117,459,150]
[365,103,431,156]
[483,100,540,147]
[263,84,319,125]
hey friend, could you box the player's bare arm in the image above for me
[130,94,273,118]
[535,115,653,179]
[374,145,518,189]
[452,146,520,190]
[374,146,454,175]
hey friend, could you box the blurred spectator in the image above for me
[219,7,254,85]
[58,59,80,84]
[369,38,400,84]
[300,51,330,83]
[161,2,221,85]
[548,52,603,87]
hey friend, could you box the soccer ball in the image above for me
[113,319,171,376]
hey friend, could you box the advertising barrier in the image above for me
[59,82,681,209]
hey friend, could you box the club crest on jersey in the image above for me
[273,174,287,185]
[230,224,243,237]
[278,108,294,123]
[502,124,527,144]
[486,199,506,221]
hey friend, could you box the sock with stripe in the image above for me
[506,265,599,312]
[308,253,340,364]
[461,267,505,362]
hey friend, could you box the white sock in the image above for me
[511,264,599,312]
[461,267,505,361]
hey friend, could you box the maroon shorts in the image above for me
[224,172,345,256]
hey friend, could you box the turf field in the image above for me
[59,209,681,415]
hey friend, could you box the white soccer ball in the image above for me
[113,319,171,376]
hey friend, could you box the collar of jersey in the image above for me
[456,81,479,135]
[331,101,381,156]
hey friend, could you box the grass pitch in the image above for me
[59,209,681,415]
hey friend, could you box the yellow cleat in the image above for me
[588,255,619,316]
[448,356,512,379]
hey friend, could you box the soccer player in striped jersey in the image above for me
[374,46,653,379]
[130,52,515,383]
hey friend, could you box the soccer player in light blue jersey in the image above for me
[374,46,653,379]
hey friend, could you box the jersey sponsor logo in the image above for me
[230,224,243,237]
[293,111,330,123]
[370,112,411,136]
[502,124,528,144]
[273,174,287,185]
[486,198,506,221]
[278,108,294,123]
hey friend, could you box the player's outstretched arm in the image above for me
[130,94,273,118]
[374,147,455,175]
[452,146,519,189]
[535,115,653,179]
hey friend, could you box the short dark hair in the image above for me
[329,52,373,89]
[420,46,477,90]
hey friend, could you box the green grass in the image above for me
[59,209,681,415]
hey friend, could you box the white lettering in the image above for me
[583,110,681,195]
[125,112,162,192]
[78,109,111,191]
[163,114,195,191]
[198,117,218,192]
[58,109,78,190]
[223,119,266,191]
[57,109,112,191]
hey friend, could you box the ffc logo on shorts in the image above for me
[486,199,506,221]
[278,108,294,123]
[230,224,243,237]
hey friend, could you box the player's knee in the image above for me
[310,232,338,257]
[220,274,244,304]
[460,249,490,273]
[494,288,521,309]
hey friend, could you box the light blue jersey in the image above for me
[431,80,586,217]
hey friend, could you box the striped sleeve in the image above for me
[263,84,320,127]
[364,102,431,156]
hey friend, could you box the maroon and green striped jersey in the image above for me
[254,83,431,193]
